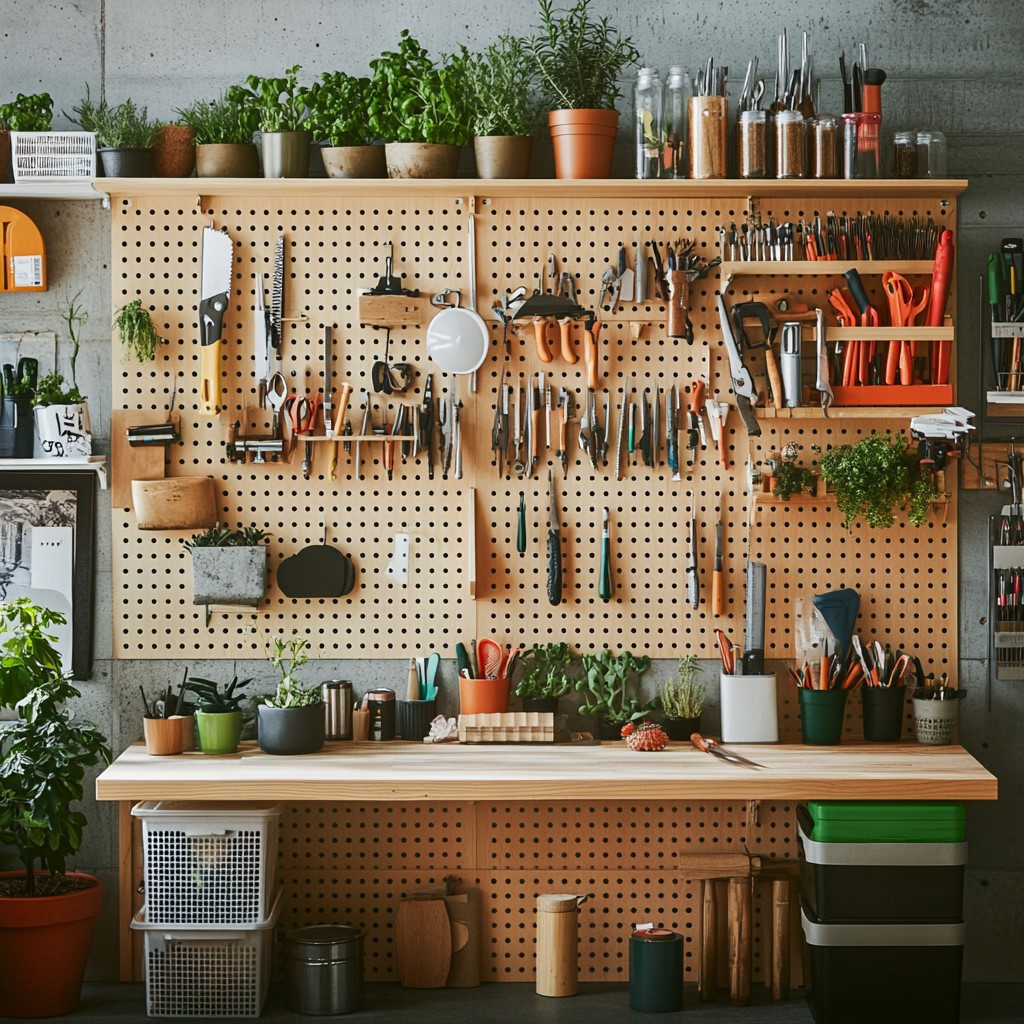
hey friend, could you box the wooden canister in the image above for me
[688,96,728,179]
[535,893,591,997]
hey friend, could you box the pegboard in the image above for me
[110,185,958,661]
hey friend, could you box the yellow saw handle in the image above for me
[199,340,222,418]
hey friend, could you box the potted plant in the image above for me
[306,71,385,178]
[183,524,269,607]
[177,92,261,176]
[0,91,53,183]
[0,599,111,1018]
[659,655,707,740]
[819,432,937,529]
[368,30,472,178]
[86,96,161,177]
[185,674,252,754]
[253,629,324,755]
[114,298,165,362]
[465,36,542,179]
[525,0,639,179]
[236,65,313,178]
[152,122,195,178]
[514,641,574,712]
[768,442,818,500]
[576,648,656,739]
[0,361,35,458]
[32,372,90,458]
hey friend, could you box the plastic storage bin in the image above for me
[132,801,282,925]
[132,889,282,1018]
[803,800,965,843]
[798,810,966,922]
[801,901,964,1024]
[11,131,96,181]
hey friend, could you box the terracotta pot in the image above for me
[548,108,619,179]
[458,677,509,715]
[195,142,259,177]
[0,872,103,1018]
[98,146,153,177]
[322,144,387,178]
[152,124,195,177]
[473,135,532,179]
[385,142,460,179]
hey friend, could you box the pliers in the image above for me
[600,266,620,310]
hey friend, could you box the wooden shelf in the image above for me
[0,182,104,201]
[757,405,948,420]
[0,456,107,489]
[827,326,954,341]
[722,259,937,282]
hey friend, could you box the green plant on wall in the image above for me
[0,92,53,131]
[465,37,543,137]
[182,524,268,549]
[113,299,164,362]
[305,72,376,147]
[770,442,816,501]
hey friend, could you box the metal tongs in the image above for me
[691,732,766,770]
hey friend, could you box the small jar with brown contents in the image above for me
[775,110,806,178]
[737,110,767,178]
[809,115,838,179]
[891,130,918,178]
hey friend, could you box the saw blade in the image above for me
[270,234,285,349]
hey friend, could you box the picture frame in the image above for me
[0,470,96,679]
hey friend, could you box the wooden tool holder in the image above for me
[108,180,960,669]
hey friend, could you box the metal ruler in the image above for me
[743,560,767,674]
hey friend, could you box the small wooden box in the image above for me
[458,712,554,743]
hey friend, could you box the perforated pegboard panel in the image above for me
[111,186,957,660]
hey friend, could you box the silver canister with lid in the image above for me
[285,924,365,1015]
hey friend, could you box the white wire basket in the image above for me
[11,131,96,182]
[132,889,282,1018]
[132,801,281,925]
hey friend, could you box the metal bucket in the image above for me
[285,924,364,1015]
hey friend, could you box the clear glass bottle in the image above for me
[809,115,838,179]
[916,130,947,177]
[891,130,918,178]
[737,110,767,179]
[775,110,806,178]
[663,66,691,178]
[842,112,881,179]
[634,67,664,180]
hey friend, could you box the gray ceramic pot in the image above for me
[190,546,267,606]
[258,702,326,755]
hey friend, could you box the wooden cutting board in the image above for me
[395,896,452,988]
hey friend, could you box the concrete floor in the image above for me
[15,982,1024,1023]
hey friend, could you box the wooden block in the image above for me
[358,293,429,327]
[771,879,791,1001]
[111,409,179,509]
[727,877,751,1007]
[132,476,217,530]
[458,712,554,743]
[395,896,452,988]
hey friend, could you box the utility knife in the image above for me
[199,226,234,417]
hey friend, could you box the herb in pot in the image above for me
[90,98,161,149]
[0,91,53,131]
[465,37,543,137]
[576,648,656,725]
[177,93,261,145]
[183,524,269,549]
[64,84,107,134]
[659,655,706,720]
[514,641,574,700]
[31,372,83,407]
[237,65,312,133]
[305,72,375,147]
[114,298,164,362]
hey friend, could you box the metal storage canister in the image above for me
[322,680,353,740]
[366,687,396,741]
[629,927,683,1012]
[285,924,365,1015]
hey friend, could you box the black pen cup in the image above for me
[862,686,906,742]
[397,699,437,741]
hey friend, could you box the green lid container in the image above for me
[804,801,965,843]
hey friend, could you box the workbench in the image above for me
[96,740,997,993]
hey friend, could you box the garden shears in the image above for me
[691,732,766,769]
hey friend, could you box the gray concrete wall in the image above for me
[1,0,1021,983]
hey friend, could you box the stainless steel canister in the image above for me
[322,681,353,740]
[285,924,365,1015]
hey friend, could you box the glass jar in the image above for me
[688,95,727,179]
[634,67,664,180]
[842,112,881,179]
[891,130,918,178]
[775,110,806,179]
[809,115,838,179]
[736,110,767,179]
[663,66,691,178]
[916,130,947,178]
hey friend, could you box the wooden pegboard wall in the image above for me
[111,187,957,664]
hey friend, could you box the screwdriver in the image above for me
[712,518,725,616]
[598,507,612,601]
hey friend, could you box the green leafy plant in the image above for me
[576,648,656,724]
[305,71,376,147]
[819,432,937,529]
[31,372,83,407]
[114,299,164,362]
[176,93,261,145]
[182,524,269,550]
[368,31,473,145]
[0,92,53,131]
[91,98,161,149]
[4,362,35,397]
[65,85,107,134]
[659,655,706,719]
[237,65,312,133]
[526,0,640,111]
[0,599,111,896]
[770,442,816,501]
[186,675,253,713]
[514,642,574,699]
[60,289,88,391]
[465,37,543,137]
[251,626,317,704]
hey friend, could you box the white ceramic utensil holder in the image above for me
[720,673,778,743]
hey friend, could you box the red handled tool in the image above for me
[691,732,765,769]
[927,229,955,385]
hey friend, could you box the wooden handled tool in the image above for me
[533,318,553,363]
[547,470,562,606]
[328,382,353,480]
[584,320,600,389]
[558,318,578,364]
[711,517,724,616]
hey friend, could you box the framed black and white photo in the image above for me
[0,471,96,679]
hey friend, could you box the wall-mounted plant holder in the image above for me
[190,545,267,608]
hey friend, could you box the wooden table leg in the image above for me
[118,801,134,982]
[772,879,791,1000]
[699,878,718,1001]
[727,876,751,1006]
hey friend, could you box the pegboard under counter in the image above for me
[106,179,964,664]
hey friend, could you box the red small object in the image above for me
[623,721,668,752]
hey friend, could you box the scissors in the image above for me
[691,732,766,770]
[288,389,322,436]
[882,271,929,385]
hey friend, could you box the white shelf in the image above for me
[0,456,107,489]
[0,182,104,201]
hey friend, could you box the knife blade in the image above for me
[199,226,233,417]
[253,273,272,404]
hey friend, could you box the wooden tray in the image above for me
[458,712,554,744]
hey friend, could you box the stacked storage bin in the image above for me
[798,801,967,1024]
[129,801,283,1018]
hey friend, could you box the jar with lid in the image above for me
[663,66,691,178]
[809,115,838,179]
[775,110,806,178]
[688,95,727,179]
[736,110,767,179]
[366,687,396,741]
[916,130,947,177]
[891,131,918,178]
[633,67,664,180]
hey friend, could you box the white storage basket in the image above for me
[11,131,96,181]
[132,800,281,925]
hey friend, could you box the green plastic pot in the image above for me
[194,710,243,754]
[798,688,849,745]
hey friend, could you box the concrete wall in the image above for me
[1,0,1021,982]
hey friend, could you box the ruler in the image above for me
[743,560,767,674]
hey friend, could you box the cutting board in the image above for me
[395,896,452,988]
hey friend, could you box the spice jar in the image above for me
[688,96,727,179]
[774,110,806,178]
[916,130,947,178]
[891,130,918,178]
[736,110,767,179]
[809,115,838,179]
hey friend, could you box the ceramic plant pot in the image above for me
[384,142,460,179]
[34,401,92,457]
[152,124,195,177]
[261,130,312,178]
[663,715,701,741]
[458,676,509,715]
[143,716,184,755]
[257,703,326,755]
[195,709,243,754]
[548,109,619,179]
[473,135,532,179]
[190,546,267,606]
[195,142,259,177]
[321,144,387,178]
[98,146,153,177]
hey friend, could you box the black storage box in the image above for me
[801,900,964,1024]
[798,808,966,922]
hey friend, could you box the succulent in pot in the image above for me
[514,641,574,712]
[306,71,385,179]
[658,655,707,740]
[183,524,269,607]
[576,648,656,738]
[186,674,253,754]
[234,65,313,178]
[177,92,261,176]
[253,628,325,755]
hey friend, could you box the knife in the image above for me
[687,505,700,610]
[199,227,233,417]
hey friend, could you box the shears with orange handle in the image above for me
[828,287,860,386]
[883,271,930,385]
[690,732,766,769]
[327,382,353,481]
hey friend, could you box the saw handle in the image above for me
[558,318,578,364]
[199,341,222,418]
[533,319,553,364]
[584,321,601,388]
